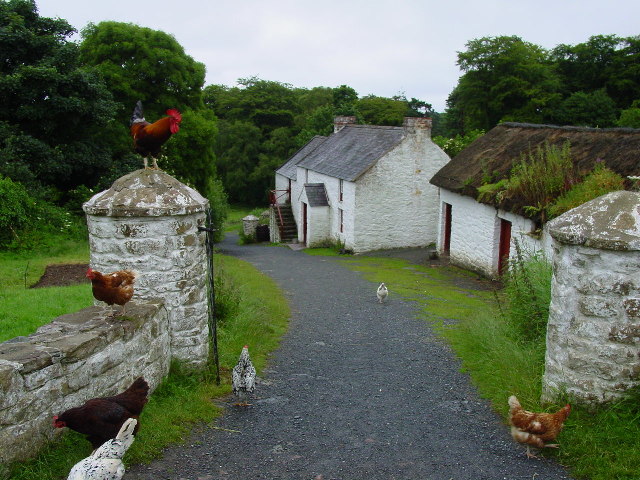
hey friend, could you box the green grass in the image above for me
[328,252,640,480]
[4,253,290,480]
[224,205,266,233]
[0,237,92,342]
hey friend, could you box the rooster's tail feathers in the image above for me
[130,100,145,126]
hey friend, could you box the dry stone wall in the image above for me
[0,302,169,464]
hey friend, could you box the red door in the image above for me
[498,219,512,276]
[302,202,308,245]
[443,203,452,254]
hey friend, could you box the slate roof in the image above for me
[296,125,405,181]
[276,136,327,180]
[304,183,330,207]
[430,122,640,215]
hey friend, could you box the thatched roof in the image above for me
[430,122,640,216]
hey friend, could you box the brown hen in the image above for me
[508,395,571,458]
[86,268,136,316]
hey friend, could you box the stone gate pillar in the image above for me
[83,169,210,369]
[542,191,640,404]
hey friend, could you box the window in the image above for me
[339,179,343,202]
[305,169,309,183]
[339,208,344,233]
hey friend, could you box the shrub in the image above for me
[502,242,552,344]
[547,162,625,219]
[0,176,32,247]
[433,129,484,157]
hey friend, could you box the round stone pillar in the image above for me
[83,169,210,369]
[542,191,640,404]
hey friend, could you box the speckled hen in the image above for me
[67,418,137,480]
[232,345,256,406]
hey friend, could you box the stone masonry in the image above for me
[0,302,169,464]
[542,191,640,404]
[83,169,210,368]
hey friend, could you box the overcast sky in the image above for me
[38,0,639,112]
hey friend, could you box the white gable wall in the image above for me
[437,189,552,277]
[353,133,449,253]
[274,173,290,204]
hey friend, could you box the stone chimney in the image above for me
[334,116,357,133]
[403,117,432,136]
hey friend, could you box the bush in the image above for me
[547,162,625,219]
[0,176,86,251]
[0,176,32,247]
[502,242,552,344]
[206,177,230,243]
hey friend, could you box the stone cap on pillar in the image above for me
[547,190,640,251]
[83,169,209,217]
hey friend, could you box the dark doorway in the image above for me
[498,218,512,276]
[443,203,452,254]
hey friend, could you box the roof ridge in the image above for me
[500,122,640,134]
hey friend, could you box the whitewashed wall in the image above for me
[437,189,552,277]
[354,132,449,253]
[83,170,210,368]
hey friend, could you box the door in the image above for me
[498,218,512,276]
[302,202,308,245]
[443,203,452,255]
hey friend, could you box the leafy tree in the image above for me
[446,36,560,134]
[551,35,640,109]
[617,100,640,128]
[332,84,359,114]
[548,89,618,127]
[79,21,206,121]
[163,109,218,196]
[0,0,117,193]
[357,95,408,125]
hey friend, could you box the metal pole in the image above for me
[198,208,220,385]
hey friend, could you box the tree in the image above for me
[357,95,407,125]
[617,100,640,128]
[0,0,117,192]
[446,36,560,134]
[548,89,618,127]
[80,22,206,120]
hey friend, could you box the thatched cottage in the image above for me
[274,116,450,252]
[429,122,640,278]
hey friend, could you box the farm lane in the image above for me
[126,233,572,480]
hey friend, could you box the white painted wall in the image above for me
[437,189,552,278]
[354,132,449,253]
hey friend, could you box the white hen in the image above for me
[67,418,137,480]
[377,282,388,303]
[232,345,256,406]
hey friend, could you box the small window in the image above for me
[339,179,344,202]
[339,208,344,233]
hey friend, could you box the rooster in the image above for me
[130,100,182,169]
[376,282,388,303]
[53,377,149,450]
[508,395,571,458]
[232,345,256,406]
[67,418,137,480]
[86,268,136,316]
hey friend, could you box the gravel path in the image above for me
[126,234,573,480]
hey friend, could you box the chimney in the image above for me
[334,116,357,133]
[403,117,432,136]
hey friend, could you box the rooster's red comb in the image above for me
[166,109,182,122]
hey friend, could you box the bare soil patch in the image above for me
[30,263,89,288]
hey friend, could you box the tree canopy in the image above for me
[0,0,117,192]
[444,34,640,135]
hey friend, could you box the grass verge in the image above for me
[4,253,290,480]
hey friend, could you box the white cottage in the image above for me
[274,116,450,253]
[429,122,640,278]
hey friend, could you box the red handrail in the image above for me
[270,189,290,239]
